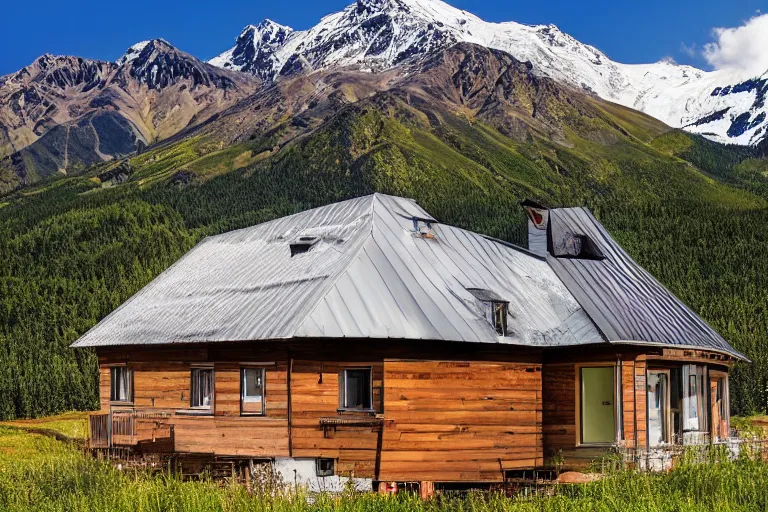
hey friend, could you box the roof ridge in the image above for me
[288,195,379,337]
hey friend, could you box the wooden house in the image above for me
[72,194,745,490]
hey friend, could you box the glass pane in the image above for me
[344,369,371,409]
[192,369,213,408]
[111,367,128,401]
[581,367,616,444]
[687,374,699,431]
[242,369,263,403]
[647,372,668,446]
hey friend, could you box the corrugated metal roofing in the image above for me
[546,207,746,360]
[71,194,601,348]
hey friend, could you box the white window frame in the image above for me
[190,366,214,412]
[240,367,266,416]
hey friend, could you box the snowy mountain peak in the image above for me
[117,41,151,66]
[208,20,293,80]
[208,0,767,146]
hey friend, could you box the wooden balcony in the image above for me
[88,410,172,449]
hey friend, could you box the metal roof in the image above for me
[71,194,601,348]
[546,207,746,360]
[70,194,743,361]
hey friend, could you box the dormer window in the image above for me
[561,234,604,260]
[290,235,319,256]
[467,288,509,336]
[488,301,508,335]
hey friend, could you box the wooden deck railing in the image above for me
[88,410,172,448]
[88,413,110,449]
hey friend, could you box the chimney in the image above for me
[522,200,549,257]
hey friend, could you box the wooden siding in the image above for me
[621,360,636,445]
[380,360,542,482]
[542,363,575,459]
[93,341,731,481]
[97,346,290,458]
[290,361,384,478]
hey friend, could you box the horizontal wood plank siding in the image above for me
[542,363,576,459]
[380,360,542,482]
[290,361,383,477]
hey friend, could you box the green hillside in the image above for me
[1,92,768,419]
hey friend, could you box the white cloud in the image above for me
[680,42,697,58]
[703,14,768,76]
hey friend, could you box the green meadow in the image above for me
[1,414,767,512]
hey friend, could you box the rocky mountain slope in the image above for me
[3,40,768,420]
[0,39,258,189]
[210,0,767,147]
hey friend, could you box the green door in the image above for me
[581,367,616,444]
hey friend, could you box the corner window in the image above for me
[110,366,133,403]
[340,368,373,411]
[682,365,708,432]
[241,368,265,415]
[190,367,214,410]
[712,374,730,441]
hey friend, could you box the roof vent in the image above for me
[290,235,320,257]
[411,218,435,239]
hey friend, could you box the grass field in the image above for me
[1,415,768,511]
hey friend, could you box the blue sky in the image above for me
[0,0,765,76]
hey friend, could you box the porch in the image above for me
[88,410,173,450]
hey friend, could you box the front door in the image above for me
[581,366,616,444]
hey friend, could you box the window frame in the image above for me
[109,365,133,404]
[240,367,266,416]
[189,366,215,413]
[646,369,672,447]
[490,301,508,336]
[316,458,335,477]
[338,367,374,412]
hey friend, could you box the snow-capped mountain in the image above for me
[209,20,293,82]
[209,0,767,146]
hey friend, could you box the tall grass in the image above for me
[1,426,767,511]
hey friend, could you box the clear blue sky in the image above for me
[0,0,764,76]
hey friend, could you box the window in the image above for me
[489,302,508,336]
[340,368,373,411]
[711,374,730,441]
[190,368,214,410]
[316,458,335,477]
[110,366,132,403]
[647,370,670,446]
[241,368,265,415]
[290,235,319,256]
[466,288,509,336]
[682,365,708,432]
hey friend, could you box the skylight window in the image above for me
[290,235,320,256]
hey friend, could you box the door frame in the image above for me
[575,363,619,447]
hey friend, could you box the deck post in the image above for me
[419,481,434,500]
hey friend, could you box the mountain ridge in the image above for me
[208,0,767,147]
